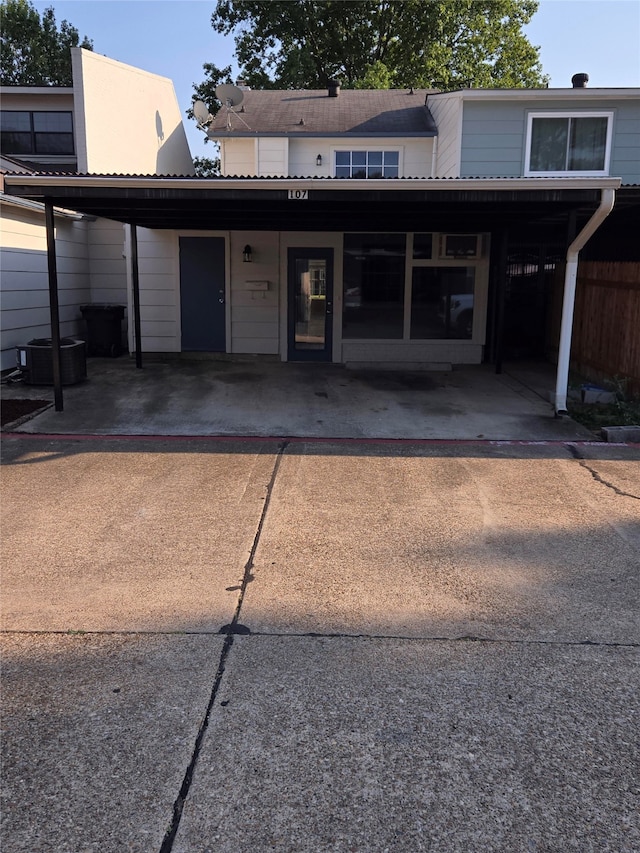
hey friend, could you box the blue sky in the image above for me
[31,0,640,158]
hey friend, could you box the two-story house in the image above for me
[3,69,638,410]
[0,48,193,370]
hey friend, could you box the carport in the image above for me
[2,173,620,414]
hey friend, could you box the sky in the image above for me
[30,0,640,159]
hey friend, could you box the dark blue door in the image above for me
[180,237,226,351]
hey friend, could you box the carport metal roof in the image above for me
[2,173,622,232]
[0,173,623,416]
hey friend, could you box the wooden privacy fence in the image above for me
[568,262,640,396]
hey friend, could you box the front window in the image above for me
[335,150,399,178]
[411,267,475,339]
[0,111,74,156]
[342,233,486,342]
[343,233,405,338]
[526,113,612,175]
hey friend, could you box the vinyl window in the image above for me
[525,112,612,176]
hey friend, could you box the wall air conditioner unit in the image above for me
[440,234,481,259]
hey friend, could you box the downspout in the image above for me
[554,187,615,414]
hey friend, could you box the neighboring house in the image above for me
[0,48,193,370]
[3,72,638,407]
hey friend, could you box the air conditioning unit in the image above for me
[17,338,87,385]
[440,234,481,259]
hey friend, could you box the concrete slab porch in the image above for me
[2,356,595,441]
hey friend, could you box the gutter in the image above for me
[553,187,616,414]
[0,191,87,221]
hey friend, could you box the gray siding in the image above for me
[460,98,640,183]
[0,204,90,370]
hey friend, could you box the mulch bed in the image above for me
[1,398,50,427]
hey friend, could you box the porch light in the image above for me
[316,154,322,167]
[243,244,252,263]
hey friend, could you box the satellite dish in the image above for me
[193,100,211,125]
[215,83,244,108]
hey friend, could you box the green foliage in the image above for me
[188,61,233,125]
[0,0,93,86]
[353,60,392,90]
[200,0,548,91]
[193,154,220,176]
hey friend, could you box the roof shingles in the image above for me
[208,89,438,136]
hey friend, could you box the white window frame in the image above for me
[332,146,404,179]
[524,111,614,177]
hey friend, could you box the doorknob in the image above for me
[326,301,333,315]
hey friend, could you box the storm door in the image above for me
[287,248,334,361]
[180,237,226,351]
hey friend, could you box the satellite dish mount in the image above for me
[215,83,250,131]
[192,99,213,132]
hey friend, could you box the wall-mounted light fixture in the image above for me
[243,244,252,263]
[316,154,322,167]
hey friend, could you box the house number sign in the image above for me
[288,189,309,199]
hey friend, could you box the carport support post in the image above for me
[45,201,63,411]
[493,229,509,375]
[130,224,143,368]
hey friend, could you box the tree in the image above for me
[193,155,220,176]
[199,0,547,92]
[0,0,93,86]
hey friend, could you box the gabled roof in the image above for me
[207,89,438,137]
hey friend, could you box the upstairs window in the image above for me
[525,113,612,176]
[0,111,74,156]
[335,150,399,178]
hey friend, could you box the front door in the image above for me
[287,248,334,361]
[180,237,226,351]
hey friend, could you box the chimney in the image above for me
[327,79,340,98]
[571,73,589,88]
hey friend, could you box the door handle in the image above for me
[326,301,333,315]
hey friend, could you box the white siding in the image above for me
[256,138,288,177]
[221,138,255,176]
[0,203,90,370]
[128,228,180,353]
[288,136,434,178]
[427,93,463,177]
[229,232,281,354]
[88,219,128,308]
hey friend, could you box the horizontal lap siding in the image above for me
[230,232,280,354]
[137,229,180,352]
[0,206,90,370]
[610,106,640,183]
[88,219,127,315]
[461,103,525,177]
[460,98,639,182]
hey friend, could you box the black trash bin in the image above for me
[80,304,125,357]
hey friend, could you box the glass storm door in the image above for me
[287,248,334,361]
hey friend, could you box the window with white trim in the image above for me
[335,150,399,178]
[525,112,613,176]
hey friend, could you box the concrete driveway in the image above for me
[1,435,639,852]
[1,356,595,441]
